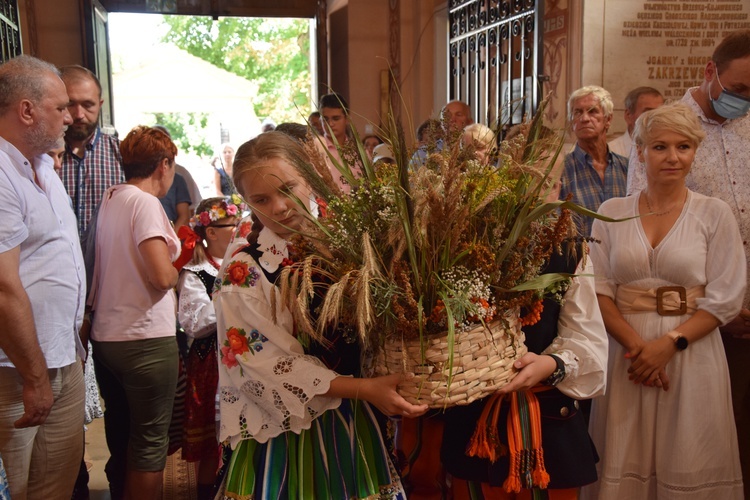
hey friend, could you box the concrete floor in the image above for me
[85,417,111,500]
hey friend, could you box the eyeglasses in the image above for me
[210,224,237,228]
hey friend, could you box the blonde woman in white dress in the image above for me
[587,102,745,499]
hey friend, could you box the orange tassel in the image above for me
[502,392,522,493]
[466,393,506,461]
[469,387,552,493]
[527,390,550,489]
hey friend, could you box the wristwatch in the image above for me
[543,354,566,386]
[667,330,689,351]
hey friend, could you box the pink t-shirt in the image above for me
[90,184,180,341]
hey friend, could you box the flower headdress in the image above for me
[190,194,247,229]
[173,194,247,271]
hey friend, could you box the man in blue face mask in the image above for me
[681,29,750,488]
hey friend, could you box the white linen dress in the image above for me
[587,190,745,499]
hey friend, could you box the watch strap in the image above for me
[667,330,688,350]
[544,354,566,386]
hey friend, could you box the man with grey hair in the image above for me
[0,55,86,499]
[609,86,664,159]
[559,85,628,236]
[410,100,474,167]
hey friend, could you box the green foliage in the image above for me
[161,16,311,123]
[150,112,213,157]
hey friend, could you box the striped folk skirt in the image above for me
[222,398,404,499]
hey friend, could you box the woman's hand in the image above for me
[497,352,557,394]
[625,335,676,387]
[358,374,429,418]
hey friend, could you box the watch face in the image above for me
[675,336,688,350]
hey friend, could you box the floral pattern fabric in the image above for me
[213,227,341,447]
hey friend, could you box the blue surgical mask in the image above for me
[710,72,750,120]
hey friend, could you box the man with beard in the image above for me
[59,65,123,237]
[0,55,86,499]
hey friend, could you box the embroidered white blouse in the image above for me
[177,260,220,339]
[213,227,341,447]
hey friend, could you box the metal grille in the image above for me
[448,0,543,128]
[0,0,21,63]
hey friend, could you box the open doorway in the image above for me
[108,12,316,199]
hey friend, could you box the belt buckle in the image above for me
[656,286,687,316]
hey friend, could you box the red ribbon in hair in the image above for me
[173,225,201,271]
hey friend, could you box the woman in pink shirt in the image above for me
[88,126,180,500]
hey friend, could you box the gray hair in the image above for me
[0,55,60,116]
[463,123,496,150]
[567,85,614,121]
[624,87,663,114]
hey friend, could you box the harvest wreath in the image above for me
[274,104,591,408]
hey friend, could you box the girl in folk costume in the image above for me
[174,196,244,500]
[213,131,428,499]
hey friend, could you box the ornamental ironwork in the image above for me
[0,0,21,63]
[448,0,543,128]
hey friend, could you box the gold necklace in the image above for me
[644,190,686,217]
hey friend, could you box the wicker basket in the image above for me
[374,313,527,408]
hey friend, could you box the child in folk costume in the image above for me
[213,131,428,499]
[175,196,243,500]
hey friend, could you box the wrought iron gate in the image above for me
[448,0,543,128]
[0,0,21,63]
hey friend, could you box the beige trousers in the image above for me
[0,361,85,500]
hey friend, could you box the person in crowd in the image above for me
[176,196,243,500]
[608,86,663,160]
[59,65,120,499]
[48,137,65,176]
[462,123,496,163]
[410,100,474,167]
[152,125,201,212]
[0,454,8,499]
[213,131,428,498]
[60,65,124,237]
[274,121,310,142]
[214,143,236,196]
[363,134,382,161]
[416,118,442,148]
[0,55,85,500]
[630,31,750,485]
[320,92,352,147]
[177,163,202,212]
[88,126,180,500]
[372,143,395,164]
[559,85,627,236]
[586,102,745,499]
[261,117,276,133]
[318,92,362,193]
[308,110,325,136]
[159,171,192,230]
[441,243,607,499]
[400,148,606,499]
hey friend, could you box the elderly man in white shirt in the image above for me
[0,55,87,500]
